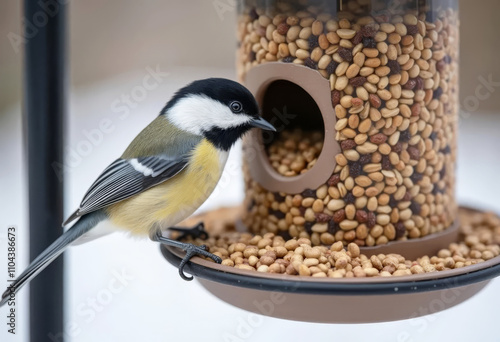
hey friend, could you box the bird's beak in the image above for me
[249,116,276,131]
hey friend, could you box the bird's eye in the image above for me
[230,101,243,113]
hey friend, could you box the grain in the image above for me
[266,129,323,177]
[179,208,499,279]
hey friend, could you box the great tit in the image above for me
[1,78,275,307]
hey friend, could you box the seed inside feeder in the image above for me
[239,3,459,246]
[266,129,324,177]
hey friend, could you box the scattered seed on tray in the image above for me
[177,208,500,278]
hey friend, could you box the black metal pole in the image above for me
[23,0,66,341]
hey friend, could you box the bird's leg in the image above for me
[151,230,221,281]
[168,222,208,241]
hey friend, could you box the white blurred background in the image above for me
[1,1,500,341]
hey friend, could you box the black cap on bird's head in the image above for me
[161,78,276,150]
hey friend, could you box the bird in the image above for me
[1,78,275,307]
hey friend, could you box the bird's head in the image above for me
[161,78,276,151]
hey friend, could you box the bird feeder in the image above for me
[238,0,460,259]
[162,0,500,324]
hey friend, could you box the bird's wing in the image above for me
[63,154,190,226]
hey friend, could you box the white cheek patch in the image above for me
[166,94,252,135]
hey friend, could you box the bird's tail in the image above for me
[0,210,106,307]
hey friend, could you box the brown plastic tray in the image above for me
[160,206,500,323]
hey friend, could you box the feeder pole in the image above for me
[23,0,66,340]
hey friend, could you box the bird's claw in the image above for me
[178,244,222,281]
[153,228,219,281]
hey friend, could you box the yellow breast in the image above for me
[106,139,227,235]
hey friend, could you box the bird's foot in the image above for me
[176,244,221,280]
[168,222,208,241]
[153,231,221,280]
